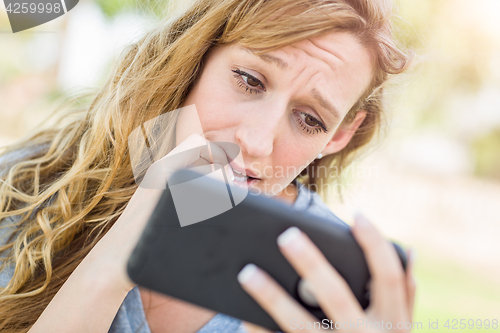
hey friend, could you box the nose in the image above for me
[234,103,285,158]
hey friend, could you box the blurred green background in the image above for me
[1,0,499,331]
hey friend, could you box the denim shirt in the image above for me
[0,147,348,333]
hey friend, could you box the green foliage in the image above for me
[471,128,500,180]
[414,250,500,331]
[93,0,171,19]
[392,0,498,130]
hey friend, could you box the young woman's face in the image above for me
[178,31,373,196]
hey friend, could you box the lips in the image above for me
[209,141,261,180]
[232,168,260,182]
[229,163,261,189]
[232,169,248,182]
[231,172,260,188]
[229,162,261,180]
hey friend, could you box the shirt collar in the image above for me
[291,178,314,211]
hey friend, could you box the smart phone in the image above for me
[127,168,407,331]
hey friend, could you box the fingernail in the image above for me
[277,227,303,252]
[237,264,264,290]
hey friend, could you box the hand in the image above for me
[27,133,236,333]
[140,133,234,189]
[237,213,416,333]
[86,133,234,293]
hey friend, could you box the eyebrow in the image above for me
[239,46,289,70]
[258,54,289,70]
[311,88,341,121]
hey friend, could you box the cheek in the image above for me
[175,104,210,144]
[273,142,316,180]
[187,78,242,134]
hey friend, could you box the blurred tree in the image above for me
[394,0,498,128]
[471,128,500,180]
[93,0,172,19]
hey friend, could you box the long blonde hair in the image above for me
[0,0,410,330]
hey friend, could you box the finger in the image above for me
[405,249,417,323]
[199,143,234,180]
[209,142,235,181]
[205,142,230,167]
[170,133,207,155]
[351,212,408,322]
[167,134,208,159]
[140,134,207,189]
[168,135,234,180]
[159,134,209,172]
[213,141,244,182]
[276,227,365,324]
[189,158,211,168]
[237,263,321,333]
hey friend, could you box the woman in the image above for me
[0,0,415,332]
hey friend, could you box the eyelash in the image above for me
[232,69,265,94]
[231,69,328,135]
[294,111,329,134]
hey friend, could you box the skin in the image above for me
[24,27,413,333]
[239,215,416,333]
[138,31,415,333]
[141,32,382,333]
[175,31,370,199]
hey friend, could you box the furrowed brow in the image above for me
[239,46,289,70]
[311,88,341,121]
[237,46,340,121]
[258,54,289,70]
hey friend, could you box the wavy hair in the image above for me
[0,0,411,331]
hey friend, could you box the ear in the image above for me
[321,111,367,156]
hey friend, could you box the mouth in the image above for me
[231,168,260,187]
